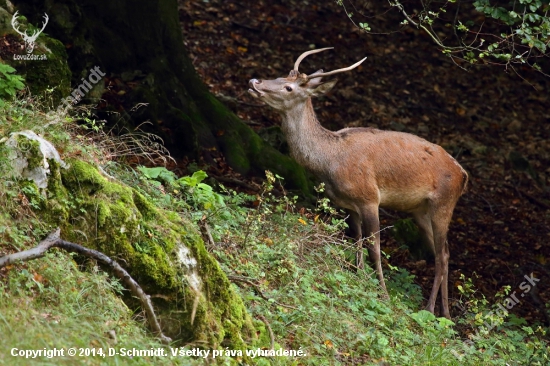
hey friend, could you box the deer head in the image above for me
[11,11,49,54]
[249,47,366,111]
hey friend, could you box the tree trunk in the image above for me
[15,0,313,194]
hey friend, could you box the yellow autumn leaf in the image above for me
[298,218,307,225]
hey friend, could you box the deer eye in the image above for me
[285,86,293,92]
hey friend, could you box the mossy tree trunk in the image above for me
[15,0,312,194]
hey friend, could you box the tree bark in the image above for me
[15,0,313,194]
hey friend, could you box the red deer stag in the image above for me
[248,48,468,318]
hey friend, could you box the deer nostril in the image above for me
[249,79,262,88]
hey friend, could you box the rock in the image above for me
[5,130,68,189]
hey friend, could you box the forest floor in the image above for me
[179,0,550,324]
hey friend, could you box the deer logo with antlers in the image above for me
[11,11,49,54]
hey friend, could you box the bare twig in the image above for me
[0,229,172,344]
[211,175,259,192]
[256,314,275,350]
[198,216,215,248]
[227,275,299,311]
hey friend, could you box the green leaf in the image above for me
[191,170,208,183]
[137,166,177,184]
[359,22,371,31]
[0,64,25,99]
[437,317,455,327]
[410,310,436,326]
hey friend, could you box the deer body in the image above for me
[249,48,467,318]
[280,98,462,211]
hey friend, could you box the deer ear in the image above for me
[310,69,324,79]
[305,70,325,87]
[309,80,337,97]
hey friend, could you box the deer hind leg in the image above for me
[412,210,435,257]
[439,238,450,318]
[346,210,364,270]
[359,205,387,294]
[424,207,453,318]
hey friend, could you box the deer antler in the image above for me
[293,47,334,72]
[306,57,367,80]
[292,47,367,81]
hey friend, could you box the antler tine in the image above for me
[30,13,49,39]
[293,47,334,72]
[40,14,49,31]
[11,11,26,37]
[306,57,367,80]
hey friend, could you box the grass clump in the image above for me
[0,251,178,366]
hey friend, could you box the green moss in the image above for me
[252,319,272,348]
[131,190,159,220]
[11,37,72,105]
[34,157,257,349]
[19,179,44,209]
[183,229,257,351]
[17,136,42,170]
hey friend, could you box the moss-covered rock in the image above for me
[5,130,68,189]
[36,158,259,350]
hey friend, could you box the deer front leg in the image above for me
[360,205,388,294]
[346,210,364,270]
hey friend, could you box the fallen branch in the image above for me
[211,175,259,192]
[227,275,299,311]
[0,228,172,344]
[256,314,275,350]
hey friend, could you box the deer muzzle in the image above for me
[248,79,264,98]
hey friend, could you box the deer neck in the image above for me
[279,98,335,173]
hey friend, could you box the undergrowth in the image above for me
[0,91,549,365]
[135,167,550,365]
